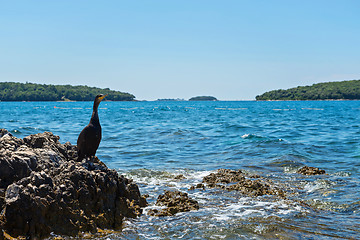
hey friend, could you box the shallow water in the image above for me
[1,100,360,239]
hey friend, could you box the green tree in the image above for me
[256,80,360,100]
[0,82,136,101]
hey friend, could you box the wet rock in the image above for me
[203,169,285,197]
[189,183,205,190]
[0,130,147,239]
[203,169,245,187]
[297,166,326,175]
[148,190,199,217]
[225,178,285,197]
[174,174,186,180]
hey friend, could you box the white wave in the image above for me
[303,179,335,193]
[272,108,294,111]
[211,198,305,222]
[215,107,247,110]
[241,133,250,138]
[301,108,324,110]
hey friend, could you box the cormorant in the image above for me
[77,94,107,161]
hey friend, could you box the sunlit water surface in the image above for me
[1,101,360,239]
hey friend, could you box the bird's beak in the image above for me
[99,94,108,101]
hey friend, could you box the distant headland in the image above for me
[256,80,360,100]
[188,96,218,101]
[0,82,135,101]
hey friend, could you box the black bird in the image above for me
[77,94,107,161]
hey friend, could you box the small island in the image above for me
[189,96,218,101]
[256,79,360,100]
[0,82,135,101]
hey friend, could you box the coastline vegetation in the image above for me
[256,80,360,100]
[189,96,217,101]
[0,82,135,101]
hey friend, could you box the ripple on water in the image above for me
[1,101,360,239]
[115,168,330,239]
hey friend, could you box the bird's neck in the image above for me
[90,102,100,125]
[90,109,100,126]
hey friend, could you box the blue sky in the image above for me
[1,0,359,100]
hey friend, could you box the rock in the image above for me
[0,130,147,239]
[189,183,205,190]
[203,169,285,197]
[174,174,186,180]
[148,190,199,217]
[297,166,326,175]
[0,129,12,138]
[0,188,4,209]
[0,134,32,188]
[203,169,245,187]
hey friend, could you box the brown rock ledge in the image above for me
[297,166,326,175]
[202,168,285,198]
[148,190,199,217]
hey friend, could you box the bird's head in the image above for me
[93,94,108,109]
[95,94,108,102]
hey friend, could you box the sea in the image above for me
[1,100,360,239]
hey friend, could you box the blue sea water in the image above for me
[1,100,360,239]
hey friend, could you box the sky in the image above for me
[1,0,360,100]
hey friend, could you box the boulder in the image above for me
[0,129,147,239]
[297,166,326,175]
[202,168,285,197]
[0,129,12,138]
[189,183,205,190]
[148,190,199,217]
[174,174,186,180]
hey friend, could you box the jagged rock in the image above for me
[202,169,285,197]
[189,183,205,190]
[203,169,245,187]
[0,129,147,239]
[0,129,12,138]
[174,174,186,180]
[297,166,326,175]
[0,188,4,209]
[148,190,199,217]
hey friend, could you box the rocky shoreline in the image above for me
[0,130,146,239]
[0,129,327,239]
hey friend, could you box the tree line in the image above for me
[0,82,135,101]
[256,80,360,100]
[189,96,218,101]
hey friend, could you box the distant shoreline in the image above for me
[256,79,360,100]
[0,82,135,101]
[256,99,360,101]
[2,99,360,103]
